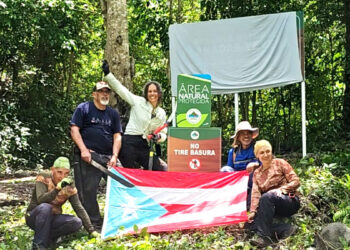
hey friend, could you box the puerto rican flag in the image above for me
[101,168,249,239]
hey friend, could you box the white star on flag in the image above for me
[120,192,138,220]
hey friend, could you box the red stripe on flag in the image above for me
[160,203,193,214]
[114,167,249,188]
[159,191,247,216]
[145,211,248,233]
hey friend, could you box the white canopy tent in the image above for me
[169,12,306,156]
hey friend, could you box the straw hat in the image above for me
[231,121,259,139]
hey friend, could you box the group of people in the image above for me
[25,60,301,249]
[26,61,168,249]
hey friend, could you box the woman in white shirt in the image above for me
[102,60,167,170]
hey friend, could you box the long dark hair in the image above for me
[143,80,163,106]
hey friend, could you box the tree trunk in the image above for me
[101,0,132,125]
[251,90,257,125]
[280,88,288,148]
[66,52,74,95]
[258,90,264,131]
[274,89,280,154]
[176,0,183,23]
[343,0,350,134]
[240,92,249,121]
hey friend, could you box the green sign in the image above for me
[176,74,211,127]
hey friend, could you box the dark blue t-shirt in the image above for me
[70,101,122,155]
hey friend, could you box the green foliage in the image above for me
[333,174,350,224]
[0,0,104,170]
[333,206,350,224]
[0,204,32,249]
[297,158,350,232]
[0,98,31,172]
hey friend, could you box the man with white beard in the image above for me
[70,81,122,230]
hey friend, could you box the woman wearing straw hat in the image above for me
[221,121,260,209]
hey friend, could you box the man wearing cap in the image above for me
[70,81,122,229]
[26,157,98,249]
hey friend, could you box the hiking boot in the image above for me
[278,225,297,239]
[250,236,275,248]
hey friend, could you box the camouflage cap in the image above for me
[53,156,70,170]
[94,81,111,91]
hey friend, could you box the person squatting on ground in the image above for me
[25,157,98,249]
[70,81,122,229]
[102,60,167,171]
[221,121,260,209]
[248,139,300,248]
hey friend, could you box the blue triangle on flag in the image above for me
[103,169,168,238]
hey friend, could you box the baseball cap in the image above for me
[94,81,111,91]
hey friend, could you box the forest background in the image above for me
[1,0,350,170]
[2,0,350,249]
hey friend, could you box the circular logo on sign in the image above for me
[190,130,200,140]
[189,158,201,170]
[186,108,202,125]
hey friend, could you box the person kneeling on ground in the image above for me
[25,157,98,249]
[248,140,300,247]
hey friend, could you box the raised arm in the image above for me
[102,60,139,106]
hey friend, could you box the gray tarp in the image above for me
[169,12,303,96]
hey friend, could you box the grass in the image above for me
[1,156,350,249]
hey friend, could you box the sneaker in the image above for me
[250,236,275,248]
[279,225,297,239]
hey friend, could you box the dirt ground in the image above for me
[0,177,35,206]
[0,175,106,207]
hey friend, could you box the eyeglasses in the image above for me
[97,89,111,94]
